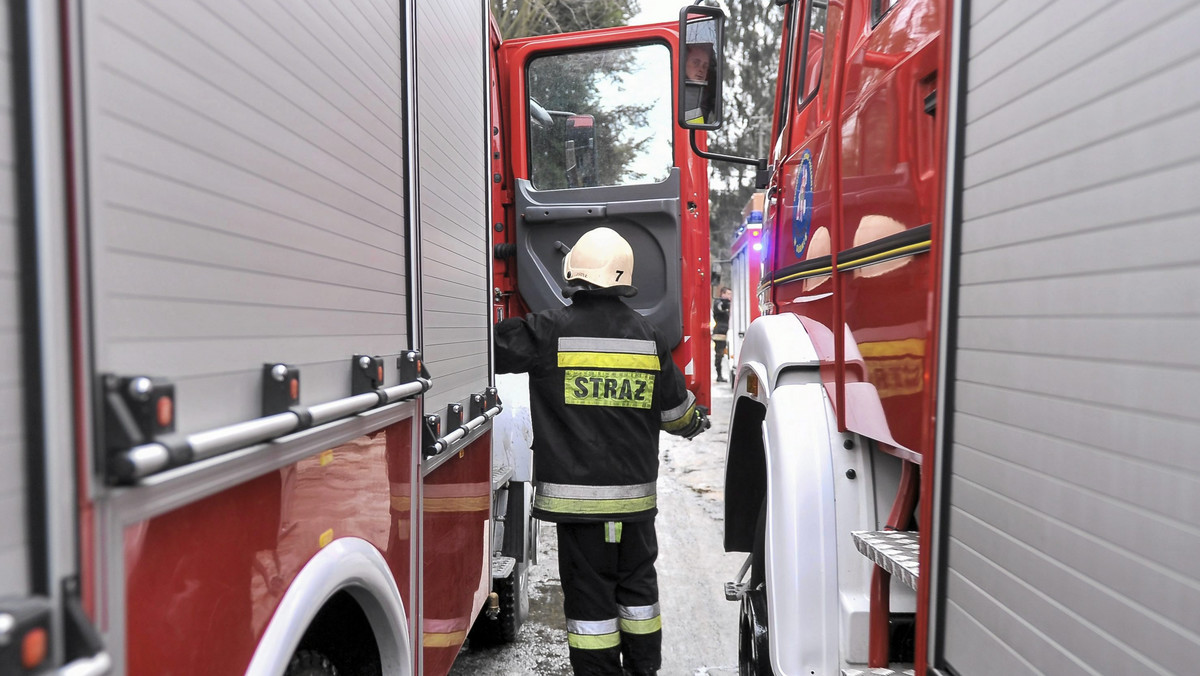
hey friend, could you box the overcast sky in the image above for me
[630,0,692,25]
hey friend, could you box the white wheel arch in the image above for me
[729,314,904,673]
[245,537,411,676]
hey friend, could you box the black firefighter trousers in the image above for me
[557,519,661,675]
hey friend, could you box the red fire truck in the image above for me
[0,2,711,674]
[699,0,1200,674]
[727,191,766,370]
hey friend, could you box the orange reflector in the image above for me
[156,395,173,428]
[289,378,299,400]
[746,372,759,397]
[377,366,383,383]
[22,627,47,669]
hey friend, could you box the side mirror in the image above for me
[677,5,725,130]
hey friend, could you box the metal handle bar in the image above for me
[427,405,503,456]
[117,378,430,482]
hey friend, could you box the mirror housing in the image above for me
[677,5,725,130]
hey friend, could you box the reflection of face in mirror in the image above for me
[681,13,722,128]
[685,44,711,83]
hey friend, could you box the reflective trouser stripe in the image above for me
[567,618,621,650]
[618,603,661,634]
[568,631,622,650]
[605,521,623,543]
[619,616,662,634]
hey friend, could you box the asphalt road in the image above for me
[450,380,743,675]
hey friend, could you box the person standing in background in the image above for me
[712,287,731,383]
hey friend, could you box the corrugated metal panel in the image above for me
[82,0,409,437]
[414,0,489,417]
[942,1,1200,673]
[0,3,28,597]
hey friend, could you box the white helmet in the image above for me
[562,227,634,291]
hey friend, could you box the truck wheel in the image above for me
[497,559,530,642]
[739,499,773,675]
[739,587,772,676]
[285,650,339,676]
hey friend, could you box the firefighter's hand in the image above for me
[682,406,711,440]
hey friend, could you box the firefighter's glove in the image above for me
[682,406,711,440]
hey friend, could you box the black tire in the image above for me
[285,650,339,676]
[739,587,773,676]
[497,559,530,642]
[740,499,773,676]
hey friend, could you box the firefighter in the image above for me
[494,226,709,676]
[712,287,731,382]
[683,43,715,124]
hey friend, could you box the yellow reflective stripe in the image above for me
[660,404,696,432]
[558,351,660,370]
[857,338,926,358]
[660,391,697,423]
[423,630,467,648]
[424,496,490,513]
[605,521,623,543]
[568,632,621,650]
[619,616,662,635]
[534,494,656,515]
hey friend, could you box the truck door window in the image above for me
[798,0,827,107]
[527,43,672,190]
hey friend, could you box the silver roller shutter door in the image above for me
[0,4,28,597]
[939,2,1200,673]
[81,0,410,438]
[414,0,490,419]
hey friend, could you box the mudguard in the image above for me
[731,314,822,395]
[761,378,842,674]
[728,314,910,672]
[246,538,411,676]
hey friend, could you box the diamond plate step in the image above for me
[491,463,514,491]
[851,530,919,590]
[842,668,915,676]
[491,555,516,579]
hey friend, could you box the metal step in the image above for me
[842,668,915,676]
[491,463,514,491]
[724,581,748,601]
[850,530,919,590]
[491,555,516,579]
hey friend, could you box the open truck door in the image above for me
[495,21,713,408]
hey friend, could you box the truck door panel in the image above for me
[839,0,941,452]
[513,174,684,347]
[502,39,687,348]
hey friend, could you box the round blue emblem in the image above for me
[792,150,814,256]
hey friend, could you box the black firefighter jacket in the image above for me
[494,292,698,524]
